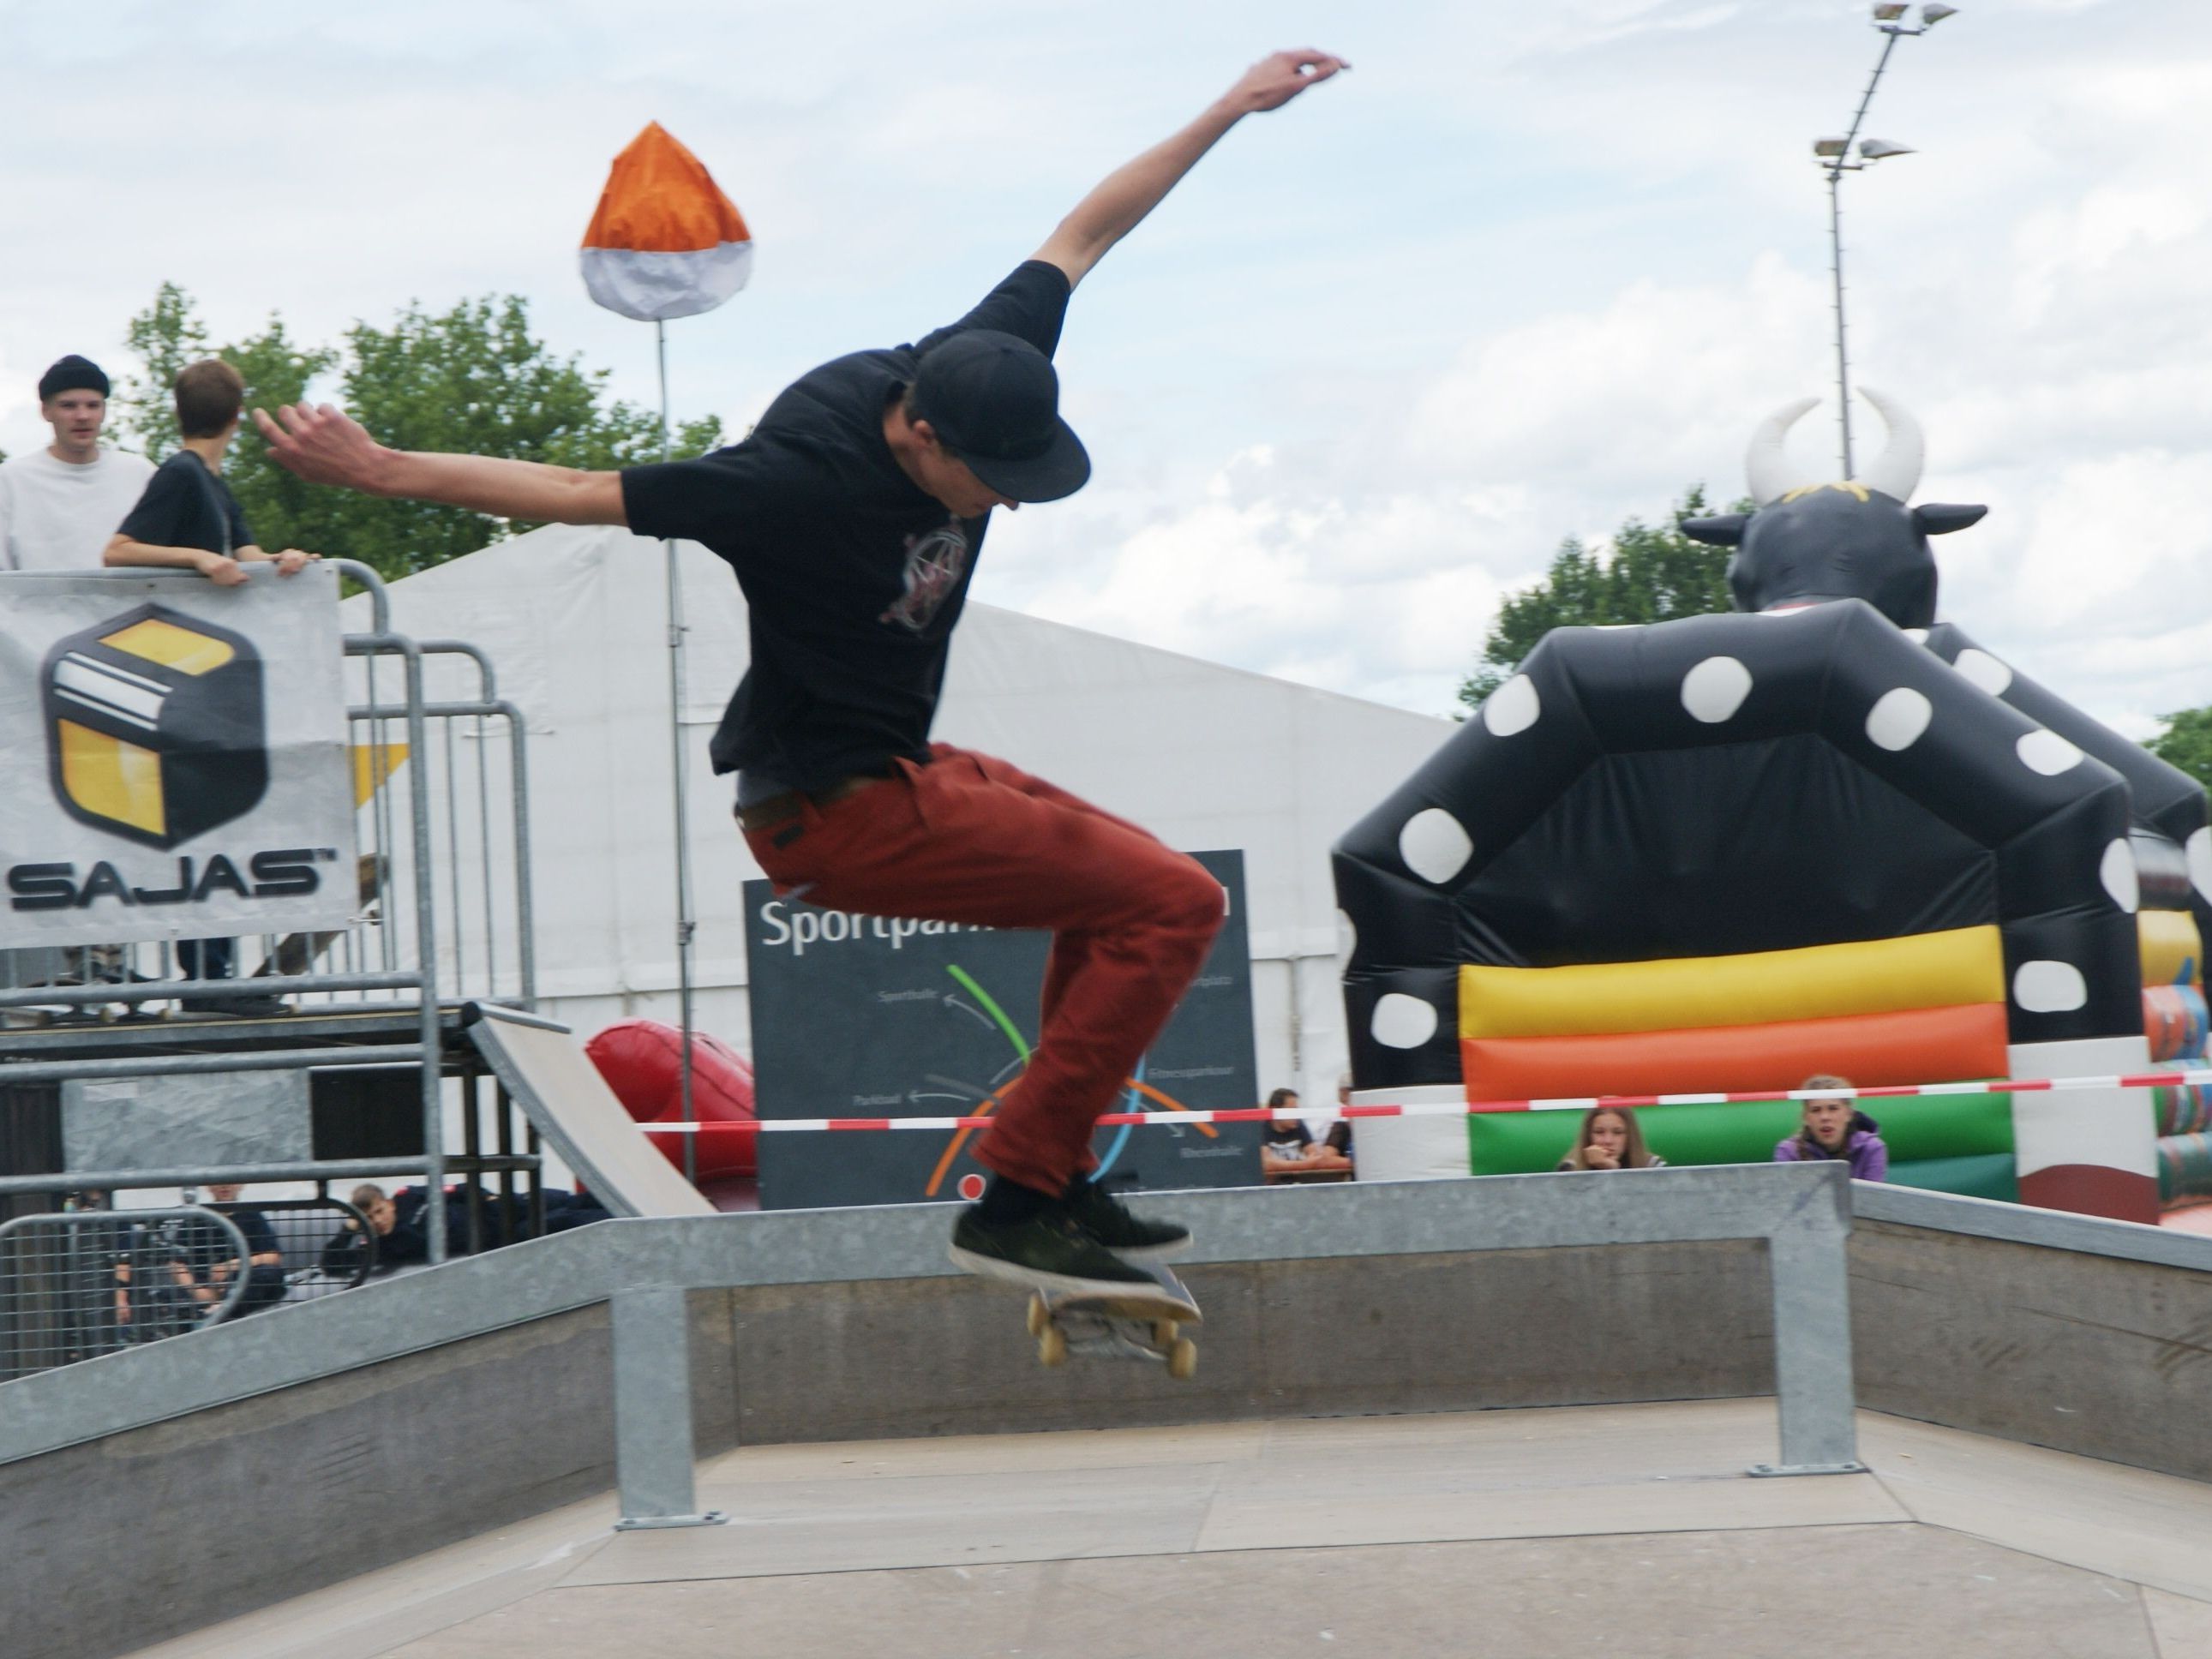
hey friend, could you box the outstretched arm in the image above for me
[253,404,630,525]
[1034,48,1347,290]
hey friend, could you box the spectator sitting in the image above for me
[1774,1075,1889,1182]
[177,1183,288,1318]
[105,359,320,1021]
[1324,1070,1356,1169]
[1261,1087,1353,1179]
[1556,1105,1666,1171]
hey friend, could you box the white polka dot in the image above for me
[2013,960,2089,1014]
[2099,839,2139,913]
[1865,687,1933,752]
[2017,730,2083,776]
[2190,828,2212,903]
[1335,909,1358,970]
[1371,993,1441,1050]
[1483,674,1540,737]
[1903,628,1930,646]
[1952,649,2013,698]
[1681,656,1753,724]
[1398,808,1473,886]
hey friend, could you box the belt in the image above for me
[734,773,885,834]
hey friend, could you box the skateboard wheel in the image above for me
[1167,1338,1198,1381]
[1028,1294,1050,1338]
[1152,1320,1178,1348]
[1038,1326,1069,1368]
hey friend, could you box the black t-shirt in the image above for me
[620,261,1073,790]
[118,450,255,556]
[1265,1120,1314,1156]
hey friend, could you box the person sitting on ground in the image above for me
[322,1182,435,1273]
[1325,1070,1356,1168]
[1556,1105,1666,1171]
[1261,1087,1315,1174]
[1261,1087,1352,1177]
[1773,1074,1888,1182]
[177,1183,289,1317]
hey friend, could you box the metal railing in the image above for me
[0,562,541,1265]
[0,1207,250,1381]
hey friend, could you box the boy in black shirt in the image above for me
[108,359,320,1013]
[256,49,1346,1299]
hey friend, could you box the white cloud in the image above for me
[2,0,2206,741]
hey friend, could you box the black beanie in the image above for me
[38,355,111,402]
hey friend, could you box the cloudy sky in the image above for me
[3,0,2206,732]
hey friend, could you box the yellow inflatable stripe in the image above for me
[2139,907,2202,990]
[1460,925,2005,1040]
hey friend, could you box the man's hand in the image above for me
[1034,46,1347,290]
[1220,49,1348,116]
[254,403,393,494]
[195,550,249,588]
[272,548,319,576]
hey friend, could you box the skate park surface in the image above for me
[8,1167,2212,1658]
[133,1398,2212,1659]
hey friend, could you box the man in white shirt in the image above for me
[0,356,156,570]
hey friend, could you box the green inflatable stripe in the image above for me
[1888,1153,2018,1203]
[1468,1089,2016,1176]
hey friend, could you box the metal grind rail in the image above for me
[0,1164,1867,1528]
[634,1066,2212,1132]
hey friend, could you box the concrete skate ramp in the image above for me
[465,1003,712,1219]
[7,1171,2211,1658]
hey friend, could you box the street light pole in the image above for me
[1815,5,1957,476]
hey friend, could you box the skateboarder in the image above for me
[255,47,1347,1298]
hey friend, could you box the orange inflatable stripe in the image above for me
[1460,1002,2010,1102]
[581,122,750,255]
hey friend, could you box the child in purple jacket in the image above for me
[1774,1074,1889,1182]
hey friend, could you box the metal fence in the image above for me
[0,1195,381,1383]
[0,1207,249,1381]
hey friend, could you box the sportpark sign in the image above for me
[742,847,1262,1209]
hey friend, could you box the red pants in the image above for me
[742,745,1226,1194]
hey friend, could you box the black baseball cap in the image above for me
[907,330,1090,503]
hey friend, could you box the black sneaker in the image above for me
[1062,1179,1191,1261]
[949,1206,1170,1299]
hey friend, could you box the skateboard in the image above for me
[1024,1263,1202,1380]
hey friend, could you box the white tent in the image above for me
[346,524,1452,1110]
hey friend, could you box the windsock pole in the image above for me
[658,319,700,1186]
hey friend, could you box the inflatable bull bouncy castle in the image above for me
[1334,390,2211,1223]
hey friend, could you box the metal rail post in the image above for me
[609,1287,725,1530]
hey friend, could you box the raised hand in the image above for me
[1224,48,1348,115]
[253,403,390,494]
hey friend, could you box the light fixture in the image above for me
[1858,138,1916,159]
[1921,4,1959,22]
[1872,3,1908,19]
[1813,137,1850,158]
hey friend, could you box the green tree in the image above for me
[1456,486,1745,712]
[2147,706,2212,795]
[118,285,723,579]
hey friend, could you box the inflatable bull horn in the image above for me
[1683,388,1986,630]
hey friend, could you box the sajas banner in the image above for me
[0,568,357,947]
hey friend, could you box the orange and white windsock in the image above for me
[579,123,752,322]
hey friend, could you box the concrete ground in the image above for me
[135,1400,2212,1659]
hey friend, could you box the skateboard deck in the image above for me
[1027,1263,1202,1379]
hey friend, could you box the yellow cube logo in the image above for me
[42,604,268,850]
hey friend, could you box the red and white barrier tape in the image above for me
[639,1066,2212,1131]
